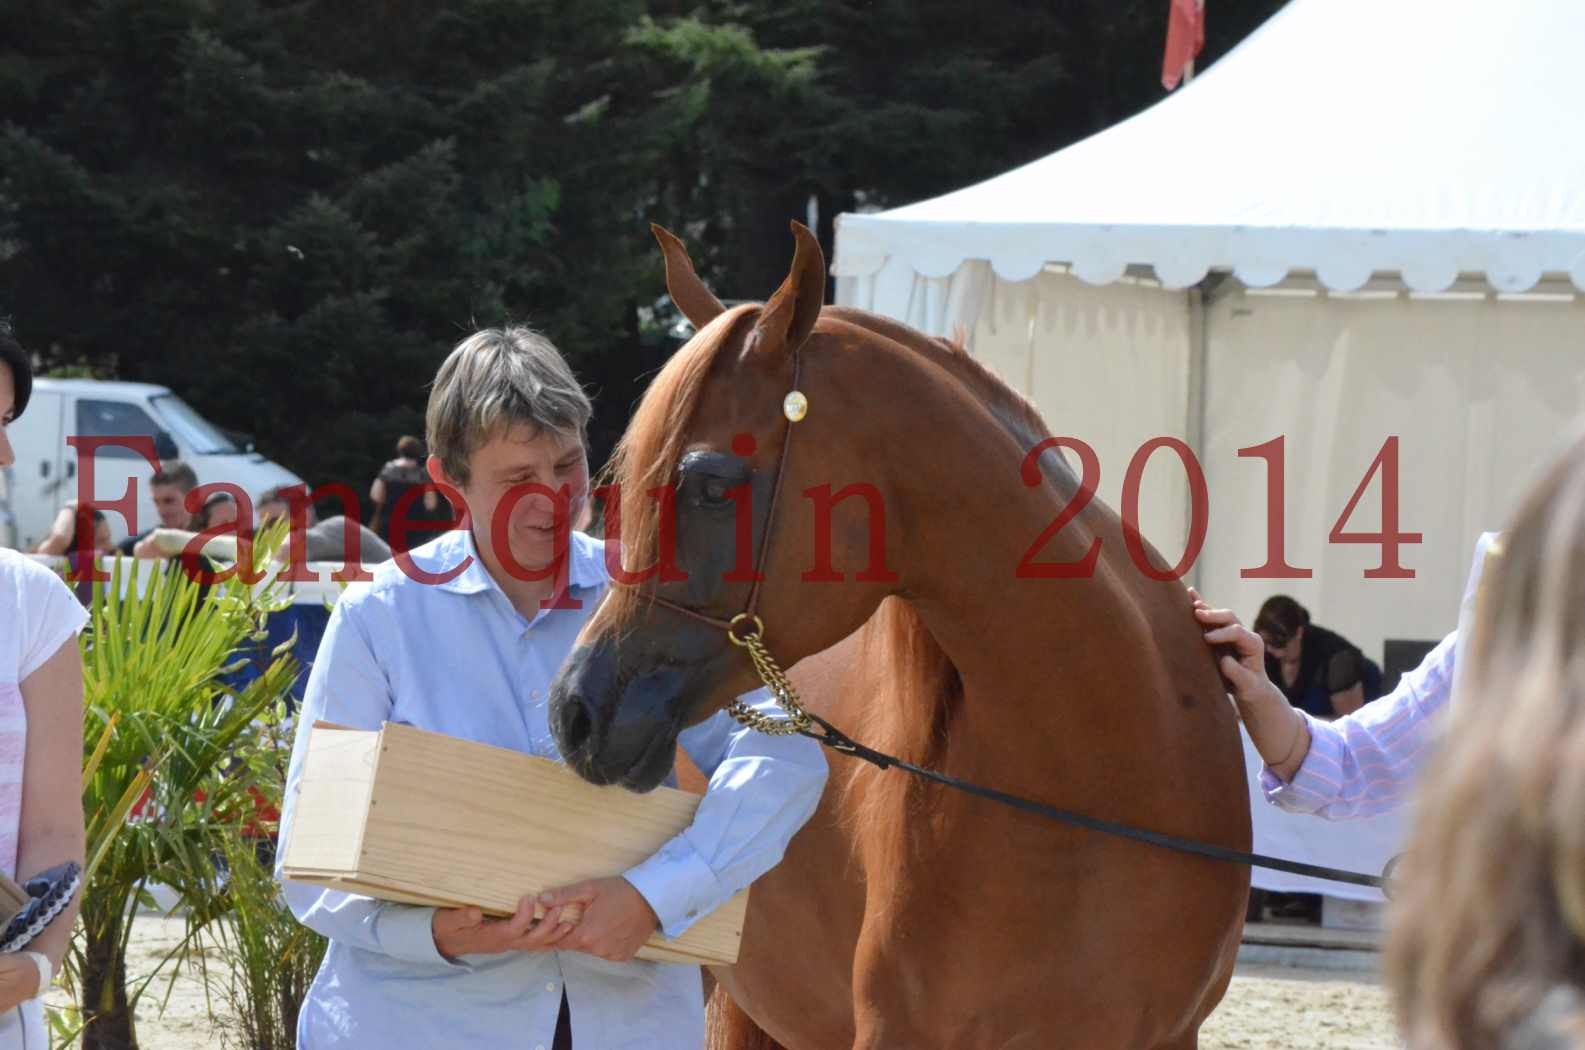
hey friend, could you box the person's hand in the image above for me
[536,877,660,963]
[431,894,579,960]
[1187,587,1310,776]
[1187,587,1271,704]
[0,953,42,1013]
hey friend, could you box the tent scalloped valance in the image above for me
[831,217,1585,294]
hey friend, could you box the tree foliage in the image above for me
[0,0,1285,493]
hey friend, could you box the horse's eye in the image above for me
[700,478,733,507]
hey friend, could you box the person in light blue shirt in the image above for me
[275,325,828,1050]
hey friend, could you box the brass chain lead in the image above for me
[724,614,812,735]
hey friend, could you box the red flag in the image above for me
[1162,0,1206,91]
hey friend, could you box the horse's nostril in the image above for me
[562,697,593,754]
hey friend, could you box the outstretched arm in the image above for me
[1190,589,1455,820]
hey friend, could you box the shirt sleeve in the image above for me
[622,687,828,939]
[1259,631,1457,819]
[276,593,464,969]
[19,563,89,682]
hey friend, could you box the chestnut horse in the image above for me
[549,223,1250,1049]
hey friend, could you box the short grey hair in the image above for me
[426,326,593,486]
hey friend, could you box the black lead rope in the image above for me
[797,712,1396,894]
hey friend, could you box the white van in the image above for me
[1,378,303,549]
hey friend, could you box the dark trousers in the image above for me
[553,991,572,1050]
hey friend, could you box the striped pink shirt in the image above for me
[1261,631,1458,820]
[0,550,89,878]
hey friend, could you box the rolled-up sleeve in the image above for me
[624,688,828,939]
[1260,631,1456,820]
[276,592,461,969]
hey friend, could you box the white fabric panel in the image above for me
[1242,730,1401,902]
[970,273,1194,565]
[831,0,1585,293]
[1197,289,1585,666]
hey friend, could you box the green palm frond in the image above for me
[66,526,306,1048]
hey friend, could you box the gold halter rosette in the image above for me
[782,390,808,423]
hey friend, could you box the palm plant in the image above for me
[205,747,328,1050]
[56,547,300,1050]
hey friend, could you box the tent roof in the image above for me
[832,0,1585,292]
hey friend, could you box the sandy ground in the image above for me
[47,915,1400,1049]
[1200,965,1398,1050]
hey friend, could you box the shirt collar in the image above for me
[422,527,606,596]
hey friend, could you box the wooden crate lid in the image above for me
[281,721,747,966]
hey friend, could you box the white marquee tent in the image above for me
[833,0,1585,668]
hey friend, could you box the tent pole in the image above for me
[1185,279,1211,591]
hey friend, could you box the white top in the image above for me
[833,0,1585,293]
[0,549,87,1047]
[0,551,88,876]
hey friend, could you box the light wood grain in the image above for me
[281,722,746,966]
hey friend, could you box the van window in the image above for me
[75,399,163,458]
[150,394,239,455]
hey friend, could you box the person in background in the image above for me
[33,504,113,558]
[1384,432,1585,1049]
[367,435,448,553]
[117,461,200,558]
[258,486,392,566]
[0,320,89,1047]
[194,489,238,531]
[1254,595,1382,720]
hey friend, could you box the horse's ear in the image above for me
[747,221,825,359]
[651,224,724,330]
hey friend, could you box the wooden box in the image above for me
[279,721,747,966]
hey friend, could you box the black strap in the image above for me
[798,712,1393,893]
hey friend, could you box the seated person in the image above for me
[1254,595,1382,720]
[194,490,239,531]
[33,503,113,558]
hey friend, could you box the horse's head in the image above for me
[549,222,905,790]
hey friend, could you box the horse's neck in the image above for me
[835,330,1203,776]
[897,453,1182,781]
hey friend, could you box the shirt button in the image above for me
[545,981,556,992]
[535,1045,546,1050]
[686,909,698,919]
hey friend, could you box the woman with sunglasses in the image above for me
[1252,596,1382,720]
